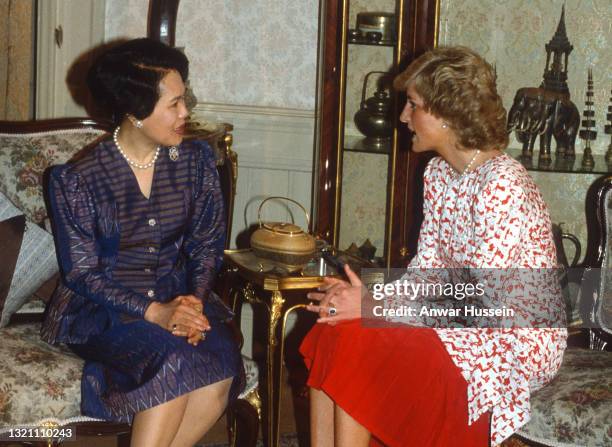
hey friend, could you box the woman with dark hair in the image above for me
[301,46,567,446]
[42,38,242,447]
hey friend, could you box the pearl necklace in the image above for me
[113,127,160,170]
[458,149,481,177]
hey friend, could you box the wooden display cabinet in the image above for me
[314,0,439,267]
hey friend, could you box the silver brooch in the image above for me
[169,146,179,161]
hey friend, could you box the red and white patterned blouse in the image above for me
[407,153,567,445]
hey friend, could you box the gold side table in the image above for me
[224,249,328,447]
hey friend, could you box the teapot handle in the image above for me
[560,232,581,267]
[257,196,311,230]
[361,71,388,106]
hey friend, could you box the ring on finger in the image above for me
[328,306,338,316]
[171,323,178,331]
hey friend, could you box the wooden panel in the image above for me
[289,170,315,230]
[314,0,343,243]
[244,168,291,222]
[0,0,9,118]
[147,0,180,46]
[390,0,439,265]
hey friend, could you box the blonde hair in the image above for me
[394,46,508,151]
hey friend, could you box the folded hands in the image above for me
[145,295,211,346]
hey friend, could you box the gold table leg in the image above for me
[267,291,285,447]
[268,299,308,447]
[274,303,307,446]
[240,282,308,447]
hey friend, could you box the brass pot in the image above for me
[354,71,393,142]
[250,197,316,272]
[356,12,396,43]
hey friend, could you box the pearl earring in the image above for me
[135,120,143,129]
[441,123,448,129]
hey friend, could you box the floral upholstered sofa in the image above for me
[0,118,260,446]
[0,119,127,445]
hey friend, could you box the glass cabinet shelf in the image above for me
[507,148,612,175]
[347,38,396,47]
[344,135,391,154]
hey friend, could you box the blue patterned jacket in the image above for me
[41,139,226,344]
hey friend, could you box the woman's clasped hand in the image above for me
[145,295,211,346]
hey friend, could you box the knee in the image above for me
[201,377,233,409]
[212,377,233,403]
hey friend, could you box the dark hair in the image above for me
[394,46,508,152]
[87,38,189,124]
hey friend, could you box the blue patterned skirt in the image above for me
[69,299,243,423]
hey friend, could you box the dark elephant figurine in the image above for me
[551,98,579,158]
[507,91,529,138]
[507,87,579,161]
[538,99,559,162]
[508,89,552,158]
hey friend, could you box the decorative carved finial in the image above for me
[579,68,596,169]
[605,84,612,163]
[541,4,574,96]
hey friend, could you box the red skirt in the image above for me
[299,320,489,447]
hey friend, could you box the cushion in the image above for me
[517,348,612,447]
[0,215,25,313]
[0,322,257,431]
[0,192,58,327]
[0,129,106,223]
[0,322,100,429]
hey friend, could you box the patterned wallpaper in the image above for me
[439,0,612,261]
[530,171,597,261]
[104,0,147,40]
[104,0,319,109]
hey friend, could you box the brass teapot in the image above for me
[250,197,316,272]
[354,71,393,144]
